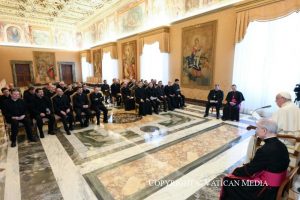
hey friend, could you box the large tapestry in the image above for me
[93,49,102,79]
[33,51,57,83]
[122,41,137,80]
[181,21,217,88]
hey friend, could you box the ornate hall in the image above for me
[0,0,300,200]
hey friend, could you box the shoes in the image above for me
[66,130,71,135]
[40,133,45,138]
[48,131,56,135]
[203,114,208,117]
[216,116,219,119]
[164,109,167,112]
[97,121,100,125]
[11,141,16,147]
[103,120,108,123]
[69,126,74,131]
[29,137,37,142]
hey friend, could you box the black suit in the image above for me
[101,83,111,103]
[155,86,168,112]
[32,96,55,136]
[73,93,91,126]
[53,94,74,132]
[146,87,159,113]
[204,89,224,118]
[121,86,135,111]
[111,83,122,106]
[3,98,35,143]
[89,92,108,123]
[172,83,185,108]
[164,85,176,110]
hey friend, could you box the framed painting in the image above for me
[93,49,102,79]
[181,20,217,89]
[33,51,57,83]
[122,41,137,80]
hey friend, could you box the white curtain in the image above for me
[102,52,118,84]
[81,56,93,82]
[233,12,300,116]
[140,42,169,84]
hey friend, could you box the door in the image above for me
[15,64,31,87]
[61,64,73,84]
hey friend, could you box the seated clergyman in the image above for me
[220,119,289,200]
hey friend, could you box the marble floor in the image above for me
[0,104,299,200]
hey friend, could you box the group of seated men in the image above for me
[203,84,245,121]
[0,78,185,147]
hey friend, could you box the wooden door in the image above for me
[61,64,73,84]
[15,64,31,87]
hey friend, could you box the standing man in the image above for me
[222,84,245,121]
[204,84,224,119]
[73,87,91,127]
[3,89,37,147]
[33,88,55,137]
[90,87,108,125]
[52,88,74,135]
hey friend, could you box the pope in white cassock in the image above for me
[247,91,300,162]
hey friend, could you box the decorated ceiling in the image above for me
[0,0,118,27]
[0,0,243,50]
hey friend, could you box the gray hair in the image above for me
[256,118,278,134]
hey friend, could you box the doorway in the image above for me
[58,62,75,85]
[11,61,34,87]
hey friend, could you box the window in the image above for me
[81,56,93,82]
[140,42,169,84]
[232,12,300,115]
[102,52,119,84]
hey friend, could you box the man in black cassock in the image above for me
[220,119,289,200]
[156,81,168,112]
[146,82,159,114]
[164,81,176,111]
[111,78,122,106]
[3,89,37,147]
[0,87,10,111]
[121,82,135,111]
[172,79,185,108]
[204,84,224,119]
[73,87,91,127]
[101,80,111,104]
[89,87,108,125]
[52,88,74,135]
[33,88,56,137]
[222,84,245,121]
[82,84,90,95]
[135,81,152,116]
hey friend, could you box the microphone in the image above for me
[250,105,272,121]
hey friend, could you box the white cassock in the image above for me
[246,101,300,162]
[271,101,300,133]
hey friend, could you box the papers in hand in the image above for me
[210,100,217,103]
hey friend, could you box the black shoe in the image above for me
[40,133,45,138]
[69,126,74,131]
[48,131,56,135]
[216,116,219,119]
[103,120,108,123]
[97,121,100,125]
[29,137,37,142]
[11,141,16,147]
[66,131,71,135]
[203,114,208,117]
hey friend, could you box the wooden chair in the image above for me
[276,166,299,200]
[247,125,300,170]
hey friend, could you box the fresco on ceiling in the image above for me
[106,14,117,39]
[147,0,168,24]
[95,20,106,41]
[0,21,76,49]
[6,26,22,43]
[32,29,51,46]
[185,0,200,12]
[118,0,145,33]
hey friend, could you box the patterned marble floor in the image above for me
[0,104,299,200]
